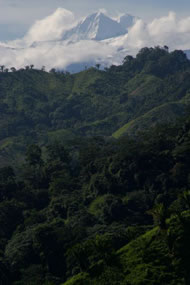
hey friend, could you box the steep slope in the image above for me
[63,211,190,285]
[113,101,188,138]
[1,112,190,284]
[62,12,127,41]
[0,47,190,166]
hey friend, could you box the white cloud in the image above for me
[24,8,76,43]
[0,39,118,70]
[16,41,116,69]
[126,12,190,51]
[148,12,177,36]
[1,10,190,71]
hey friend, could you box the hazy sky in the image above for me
[1,0,190,40]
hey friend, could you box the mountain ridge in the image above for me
[0,11,138,72]
[62,12,128,42]
[0,47,190,166]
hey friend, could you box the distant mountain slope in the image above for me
[0,11,138,73]
[113,101,188,138]
[1,10,190,74]
[184,49,190,59]
[62,12,127,41]
[0,47,190,165]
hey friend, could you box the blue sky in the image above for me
[1,0,190,40]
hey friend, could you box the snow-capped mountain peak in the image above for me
[0,10,139,73]
[62,11,127,41]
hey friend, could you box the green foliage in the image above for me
[147,203,168,229]
[1,48,190,165]
[0,114,190,283]
[63,273,91,285]
[25,144,43,167]
[1,47,190,284]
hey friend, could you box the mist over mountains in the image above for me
[0,8,190,71]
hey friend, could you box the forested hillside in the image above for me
[0,112,190,284]
[1,46,190,284]
[1,47,190,166]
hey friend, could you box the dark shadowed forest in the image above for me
[0,47,190,284]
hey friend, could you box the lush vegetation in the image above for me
[1,47,190,284]
[0,109,189,284]
[1,47,190,167]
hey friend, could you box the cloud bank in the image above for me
[24,8,76,43]
[126,12,190,50]
[1,9,190,71]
